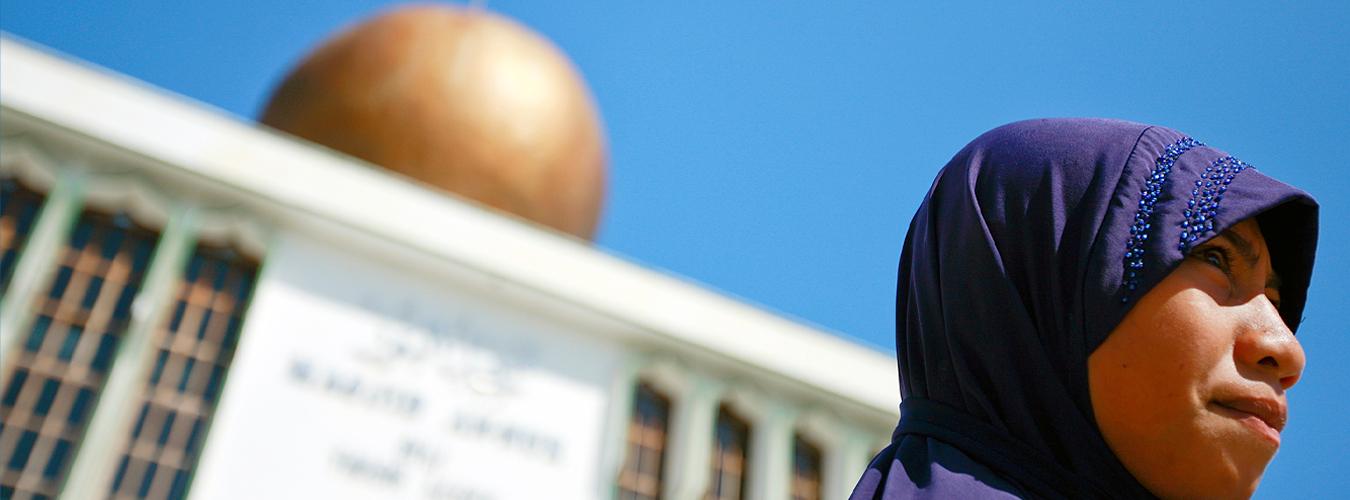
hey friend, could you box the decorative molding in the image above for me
[0,137,61,192]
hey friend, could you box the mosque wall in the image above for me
[190,232,626,499]
[0,38,896,500]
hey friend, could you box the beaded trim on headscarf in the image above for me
[1121,137,1204,301]
[1178,156,1253,253]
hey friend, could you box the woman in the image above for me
[851,119,1318,499]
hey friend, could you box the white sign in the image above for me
[190,234,624,500]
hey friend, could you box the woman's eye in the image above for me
[1194,247,1230,272]
[1205,250,1224,267]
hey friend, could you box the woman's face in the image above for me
[1089,219,1305,499]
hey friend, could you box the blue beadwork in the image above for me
[1177,156,1251,253]
[1120,137,1203,302]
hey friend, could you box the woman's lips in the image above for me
[1211,397,1286,446]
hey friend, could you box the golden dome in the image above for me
[260,5,607,239]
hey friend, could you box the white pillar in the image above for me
[0,169,84,385]
[59,206,198,499]
[597,353,645,500]
[822,425,879,500]
[663,373,725,500]
[745,399,797,500]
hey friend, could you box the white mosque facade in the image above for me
[0,38,897,500]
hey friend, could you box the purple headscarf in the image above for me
[851,119,1319,499]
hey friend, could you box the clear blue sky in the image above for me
[3,1,1346,496]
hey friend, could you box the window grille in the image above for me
[705,405,749,500]
[617,382,670,500]
[108,245,257,500]
[0,210,158,499]
[789,434,822,500]
[0,176,46,293]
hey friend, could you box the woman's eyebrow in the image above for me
[1217,230,1283,290]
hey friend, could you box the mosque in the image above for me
[0,6,896,500]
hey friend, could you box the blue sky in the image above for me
[3,1,1347,496]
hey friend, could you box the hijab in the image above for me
[852,118,1319,499]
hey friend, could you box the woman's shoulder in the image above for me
[851,435,1028,500]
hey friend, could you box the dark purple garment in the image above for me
[851,119,1319,499]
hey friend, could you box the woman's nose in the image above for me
[1234,298,1307,391]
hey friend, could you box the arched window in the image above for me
[617,382,670,500]
[108,244,258,500]
[705,405,749,500]
[0,210,159,499]
[790,434,822,500]
[0,176,46,292]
